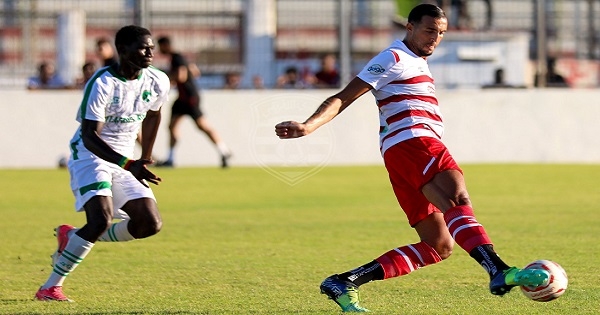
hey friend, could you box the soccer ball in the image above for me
[520,259,568,302]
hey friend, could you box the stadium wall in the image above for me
[1,89,598,169]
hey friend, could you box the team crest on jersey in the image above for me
[142,90,151,102]
[111,96,120,105]
[367,64,385,75]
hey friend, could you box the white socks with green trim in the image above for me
[42,234,93,289]
[98,220,135,242]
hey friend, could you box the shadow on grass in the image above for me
[8,313,211,315]
[0,300,211,315]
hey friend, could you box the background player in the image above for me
[156,36,231,168]
[95,37,118,67]
[275,4,549,312]
[35,25,170,302]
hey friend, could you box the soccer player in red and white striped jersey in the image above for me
[275,4,549,313]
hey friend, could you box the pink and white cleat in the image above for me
[50,224,75,267]
[35,286,73,302]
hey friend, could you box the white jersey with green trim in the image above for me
[70,66,170,158]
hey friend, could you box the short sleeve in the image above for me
[357,50,403,91]
[80,79,110,122]
[150,70,171,111]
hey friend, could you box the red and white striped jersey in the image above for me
[357,40,443,155]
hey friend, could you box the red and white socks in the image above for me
[376,241,443,279]
[338,205,511,285]
[338,241,442,285]
[444,205,509,278]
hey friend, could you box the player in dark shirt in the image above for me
[156,36,231,168]
[96,37,119,67]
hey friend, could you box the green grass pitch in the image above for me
[0,165,599,314]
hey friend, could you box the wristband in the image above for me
[123,159,135,170]
[118,156,135,170]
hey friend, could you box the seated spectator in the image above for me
[276,66,306,89]
[252,75,265,89]
[27,61,67,90]
[223,71,242,89]
[313,53,340,88]
[74,62,98,89]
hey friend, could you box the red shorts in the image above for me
[383,137,462,227]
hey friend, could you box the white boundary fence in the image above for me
[1,89,599,169]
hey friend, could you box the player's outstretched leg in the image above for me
[320,241,442,312]
[444,205,550,295]
[320,275,369,312]
[489,267,550,295]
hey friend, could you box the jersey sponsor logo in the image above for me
[367,64,385,75]
[105,114,146,123]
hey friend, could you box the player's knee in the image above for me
[454,192,471,207]
[149,216,163,236]
[130,214,162,239]
[87,216,113,238]
[432,239,454,260]
[438,243,454,260]
[144,217,162,237]
[197,124,209,133]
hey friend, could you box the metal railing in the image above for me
[0,0,598,89]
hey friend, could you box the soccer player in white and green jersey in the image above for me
[35,25,170,302]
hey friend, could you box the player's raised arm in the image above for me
[275,77,372,139]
